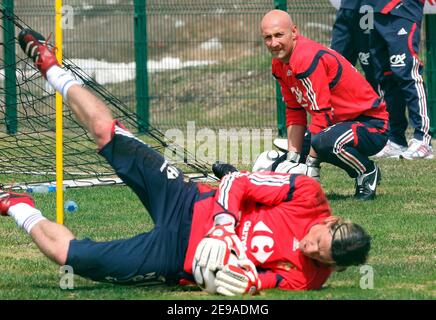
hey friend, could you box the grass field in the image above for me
[0,154,435,300]
[2,0,434,303]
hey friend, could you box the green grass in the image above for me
[0,158,435,300]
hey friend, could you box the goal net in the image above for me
[0,8,213,190]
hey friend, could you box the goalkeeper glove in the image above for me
[194,214,246,272]
[275,151,302,173]
[275,153,321,181]
[215,258,260,296]
[305,155,320,181]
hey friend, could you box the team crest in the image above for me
[358,52,370,65]
[290,86,308,107]
[250,221,274,263]
[390,53,406,67]
[160,160,180,180]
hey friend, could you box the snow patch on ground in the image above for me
[200,38,223,50]
[0,57,215,86]
[71,57,215,84]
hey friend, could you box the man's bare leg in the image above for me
[11,29,116,265]
[18,28,115,150]
[64,84,114,149]
[44,67,114,149]
[1,195,74,265]
[29,220,75,265]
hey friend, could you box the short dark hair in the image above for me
[331,222,371,267]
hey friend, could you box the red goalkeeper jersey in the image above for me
[272,35,389,134]
[184,172,333,291]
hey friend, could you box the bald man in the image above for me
[260,10,389,200]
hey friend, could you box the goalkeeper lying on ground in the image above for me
[0,29,370,295]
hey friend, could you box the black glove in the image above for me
[212,161,238,179]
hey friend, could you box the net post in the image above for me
[273,0,287,138]
[55,0,64,225]
[425,15,436,134]
[3,0,18,134]
[134,0,149,133]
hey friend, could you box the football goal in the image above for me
[0,7,213,191]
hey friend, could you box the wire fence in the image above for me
[2,0,433,131]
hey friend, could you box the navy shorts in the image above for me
[311,116,388,178]
[272,117,388,178]
[65,124,199,285]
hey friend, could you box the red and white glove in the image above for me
[194,216,246,272]
[215,258,260,296]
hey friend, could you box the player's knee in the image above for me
[311,133,332,157]
[54,247,70,266]
[92,119,113,149]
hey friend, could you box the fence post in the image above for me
[3,0,17,134]
[273,0,287,137]
[426,15,436,134]
[134,0,149,132]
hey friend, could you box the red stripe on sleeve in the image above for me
[381,0,402,14]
